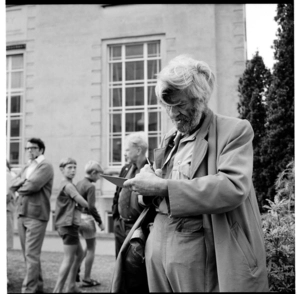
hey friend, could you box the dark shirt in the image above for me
[55,179,81,227]
[76,177,102,225]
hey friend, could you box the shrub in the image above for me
[261,161,295,292]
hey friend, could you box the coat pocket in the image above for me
[27,203,41,218]
[231,222,257,271]
[176,217,203,234]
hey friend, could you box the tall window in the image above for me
[6,54,24,166]
[108,41,162,166]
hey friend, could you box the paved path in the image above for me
[13,232,115,256]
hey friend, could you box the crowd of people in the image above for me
[7,54,269,293]
[7,139,105,293]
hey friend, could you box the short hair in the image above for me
[155,54,215,107]
[85,160,103,175]
[59,157,77,168]
[125,132,148,154]
[27,138,46,154]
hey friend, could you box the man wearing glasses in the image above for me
[10,138,54,293]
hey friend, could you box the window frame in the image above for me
[6,49,26,167]
[101,35,166,173]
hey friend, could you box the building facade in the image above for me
[6,4,247,232]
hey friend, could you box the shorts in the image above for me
[79,214,96,239]
[57,225,80,245]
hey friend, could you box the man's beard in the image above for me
[171,102,206,134]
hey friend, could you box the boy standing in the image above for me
[76,160,105,287]
[53,158,88,293]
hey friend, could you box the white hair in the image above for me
[155,54,215,108]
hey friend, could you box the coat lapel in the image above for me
[191,109,214,179]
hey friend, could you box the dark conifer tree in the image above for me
[237,52,271,208]
[261,3,294,202]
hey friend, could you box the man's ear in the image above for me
[137,147,142,155]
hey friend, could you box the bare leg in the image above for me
[83,238,96,281]
[53,244,77,293]
[65,241,84,292]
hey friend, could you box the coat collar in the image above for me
[162,108,214,178]
[190,108,214,178]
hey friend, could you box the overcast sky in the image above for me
[246,4,278,70]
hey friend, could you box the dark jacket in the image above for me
[112,163,132,220]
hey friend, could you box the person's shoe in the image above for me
[81,279,101,287]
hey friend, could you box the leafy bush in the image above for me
[261,161,295,292]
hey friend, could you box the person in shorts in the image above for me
[53,158,89,293]
[76,160,105,287]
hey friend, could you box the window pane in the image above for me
[148,60,160,80]
[148,42,160,57]
[126,44,143,59]
[126,87,144,106]
[110,113,122,133]
[10,119,21,137]
[11,72,23,88]
[126,61,144,81]
[6,96,8,114]
[111,137,122,163]
[11,55,23,70]
[6,72,8,89]
[148,86,158,105]
[10,142,20,165]
[110,46,121,61]
[110,88,122,107]
[149,112,161,131]
[110,63,122,82]
[11,95,21,113]
[126,112,144,132]
[6,56,9,70]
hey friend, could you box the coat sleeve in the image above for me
[17,162,54,195]
[168,119,254,216]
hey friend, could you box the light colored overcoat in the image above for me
[159,108,269,292]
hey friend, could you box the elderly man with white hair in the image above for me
[124,55,269,292]
[112,132,152,259]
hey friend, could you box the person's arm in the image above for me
[65,183,89,208]
[16,162,54,195]
[167,119,254,216]
[86,185,103,225]
[124,119,254,216]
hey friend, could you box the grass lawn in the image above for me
[7,249,115,293]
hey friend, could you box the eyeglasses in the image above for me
[25,147,39,151]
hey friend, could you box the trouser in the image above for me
[18,216,48,293]
[113,217,135,258]
[145,213,218,292]
[7,209,14,249]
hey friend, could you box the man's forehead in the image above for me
[162,89,187,106]
[26,142,39,147]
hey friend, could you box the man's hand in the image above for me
[123,165,168,197]
[98,222,105,231]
